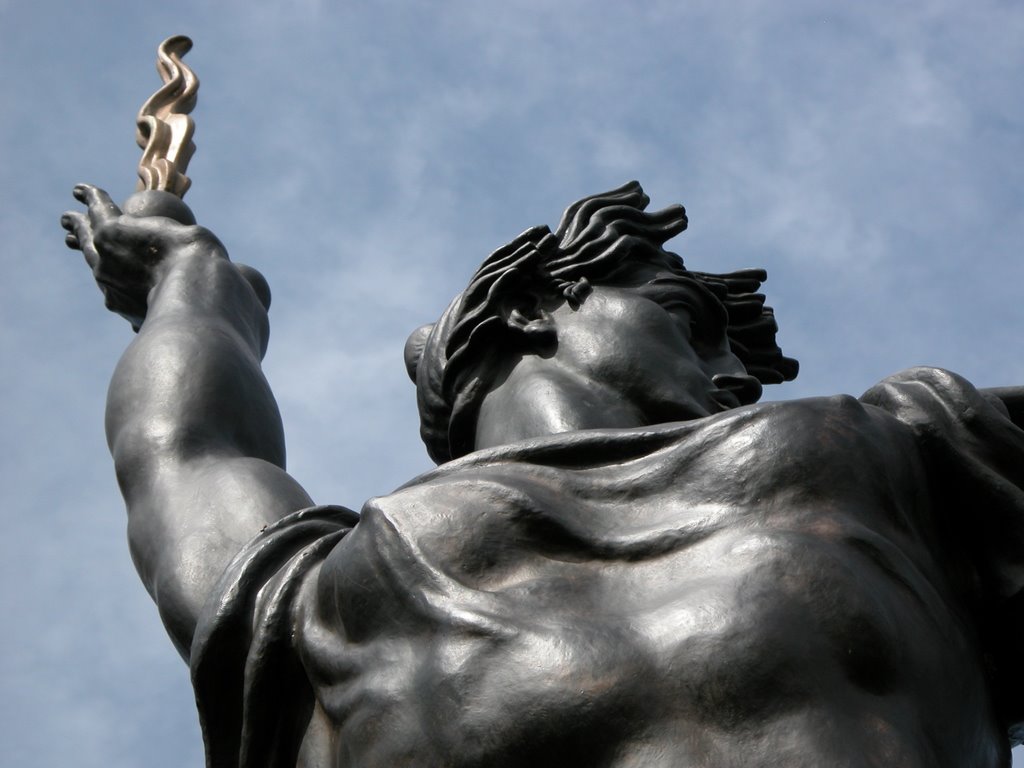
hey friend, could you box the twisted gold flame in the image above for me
[135,35,199,197]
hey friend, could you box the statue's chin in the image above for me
[122,190,196,225]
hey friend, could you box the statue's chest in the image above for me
[317,522,956,767]
[313,399,953,765]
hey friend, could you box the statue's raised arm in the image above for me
[60,40,313,657]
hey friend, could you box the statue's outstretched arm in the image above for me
[62,184,314,659]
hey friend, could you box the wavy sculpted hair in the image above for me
[405,181,799,464]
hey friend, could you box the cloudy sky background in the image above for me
[3,1,1023,765]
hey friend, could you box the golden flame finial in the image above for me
[135,35,199,198]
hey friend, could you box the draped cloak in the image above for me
[189,368,1024,766]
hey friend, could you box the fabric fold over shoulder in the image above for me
[863,367,1024,742]
[861,367,1024,599]
[190,504,359,768]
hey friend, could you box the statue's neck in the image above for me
[472,359,646,451]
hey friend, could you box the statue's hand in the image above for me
[61,184,214,331]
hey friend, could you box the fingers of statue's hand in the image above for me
[60,212,80,249]
[73,184,122,230]
[60,210,100,270]
[64,184,119,271]
[65,185,160,325]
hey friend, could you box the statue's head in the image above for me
[406,181,798,464]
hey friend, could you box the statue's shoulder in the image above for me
[860,366,988,417]
[867,365,975,392]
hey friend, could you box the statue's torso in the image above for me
[303,390,1006,767]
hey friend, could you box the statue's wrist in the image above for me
[150,235,227,282]
[143,245,241,319]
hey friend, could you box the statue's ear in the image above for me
[404,323,434,383]
[505,307,556,353]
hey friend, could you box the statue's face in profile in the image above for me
[545,266,752,424]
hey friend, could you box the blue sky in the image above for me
[2,1,1023,765]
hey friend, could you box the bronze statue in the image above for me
[61,37,1024,768]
